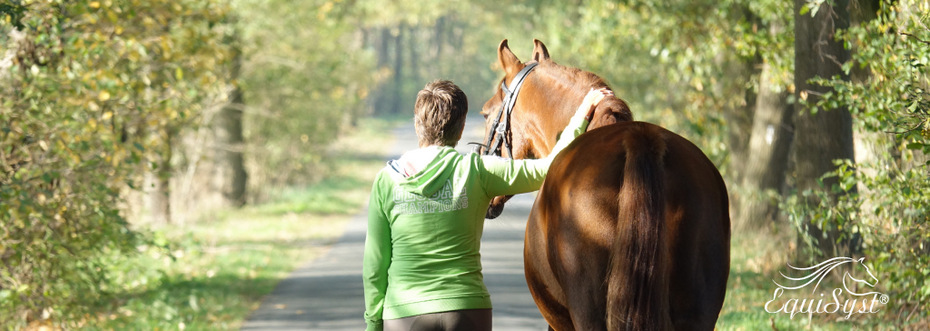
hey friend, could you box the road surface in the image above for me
[241,115,549,330]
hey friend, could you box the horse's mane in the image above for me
[774,257,854,293]
[538,60,610,90]
[537,60,634,127]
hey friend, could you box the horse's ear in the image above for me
[532,39,550,62]
[498,39,522,77]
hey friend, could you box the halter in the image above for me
[472,62,539,157]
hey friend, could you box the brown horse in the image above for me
[479,39,730,330]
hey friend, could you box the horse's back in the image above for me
[525,121,730,330]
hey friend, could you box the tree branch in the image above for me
[900,32,930,46]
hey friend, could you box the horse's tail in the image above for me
[607,124,671,331]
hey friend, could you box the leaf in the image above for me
[808,2,821,17]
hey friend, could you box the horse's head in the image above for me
[846,257,878,288]
[478,39,633,218]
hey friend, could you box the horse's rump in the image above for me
[526,122,730,330]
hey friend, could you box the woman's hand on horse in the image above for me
[580,88,614,121]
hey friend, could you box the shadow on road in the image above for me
[242,114,548,330]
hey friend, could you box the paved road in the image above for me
[241,115,549,330]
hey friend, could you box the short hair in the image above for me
[414,80,468,147]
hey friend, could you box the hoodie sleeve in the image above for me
[363,173,391,331]
[478,110,589,197]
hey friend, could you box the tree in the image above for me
[737,60,795,228]
[216,25,247,207]
[736,16,796,229]
[0,0,230,325]
[795,0,930,320]
[231,0,373,191]
[792,0,858,257]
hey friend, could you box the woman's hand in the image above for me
[579,88,614,121]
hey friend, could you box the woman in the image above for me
[363,80,609,331]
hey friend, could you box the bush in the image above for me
[0,0,229,327]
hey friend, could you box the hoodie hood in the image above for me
[388,146,460,197]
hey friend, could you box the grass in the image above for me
[80,115,404,330]
[716,228,910,330]
[69,113,921,330]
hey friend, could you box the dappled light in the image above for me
[2,0,928,329]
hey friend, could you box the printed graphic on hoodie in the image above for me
[393,180,468,215]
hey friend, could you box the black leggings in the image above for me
[383,309,492,331]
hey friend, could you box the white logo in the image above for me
[392,180,468,215]
[765,257,890,320]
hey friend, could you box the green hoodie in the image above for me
[363,112,589,331]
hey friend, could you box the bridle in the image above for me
[471,62,539,157]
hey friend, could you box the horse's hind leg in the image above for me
[568,301,607,331]
[555,237,609,331]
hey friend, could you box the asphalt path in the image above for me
[241,114,549,330]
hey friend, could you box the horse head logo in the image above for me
[774,257,880,296]
[842,257,880,295]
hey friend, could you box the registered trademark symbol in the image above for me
[880,294,889,304]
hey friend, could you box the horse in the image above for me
[477,39,731,330]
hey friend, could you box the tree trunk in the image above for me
[408,24,421,88]
[434,16,445,59]
[432,17,447,78]
[151,127,174,224]
[725,56,759,188]
[737,59,794,229]
[370,27,391,115]
[726,5,762,188]
[216,38,248,207]
[849,0,882,224]
[793,0,858,257]
[390,24,404,114]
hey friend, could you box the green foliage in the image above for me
[2,0,927,327]
[233,0,376,191]
[783,0,930,322]
[0,0,230,327]
[782,158,930,323]
[0,1,26,29]
[82,212,341,330]
[779,161,863,255]
[83,113,396,330]
[470,0,794,173]
[343,0,495,120]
